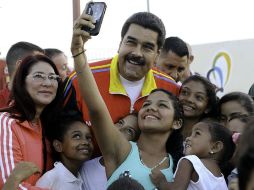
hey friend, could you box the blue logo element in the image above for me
[206,52,231,93]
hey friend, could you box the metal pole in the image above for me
[147,0,150,12]
[72,0,80,24]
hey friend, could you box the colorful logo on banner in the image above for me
[206,52,231,93]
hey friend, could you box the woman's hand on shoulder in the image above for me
[12,161,40,182]
[3,161,40,190]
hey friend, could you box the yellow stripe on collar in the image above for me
[109,55,157,97]
[109,55,127,95]
[142,69,157,96]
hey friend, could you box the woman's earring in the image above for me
[209,151,214,154]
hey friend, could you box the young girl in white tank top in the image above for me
[150,120,235,190]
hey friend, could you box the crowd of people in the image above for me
[0,10,253,190]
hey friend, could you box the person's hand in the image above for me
[12,161,40,182]
[150,169,169,190]
[71,10,95,54]
[2,162,40,190]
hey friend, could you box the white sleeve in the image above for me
[173,155,199,177]
[36,171,54,189]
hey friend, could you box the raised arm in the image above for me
[150,159,193,190]
[71,12,131,176]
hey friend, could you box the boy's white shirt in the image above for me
[36,162,83,190]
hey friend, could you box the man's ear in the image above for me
[210,141,223,154]
[172,119,183,130]
[157,48,161,56]
[53,140,63,153]
[189,55,194,64]
[154,49,161,67]
[16,59,22,67]
[117,40,123,53]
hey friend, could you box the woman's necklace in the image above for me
[139,149,168,170]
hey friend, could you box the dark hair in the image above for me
[248,83,254,97]
[44,48,64,59]
[219,91,254,115]
[161,37,189,58]
[125,112,140,142]
[237,119,254,190]
[6,41,44,76]
[203,120,235,165]
[107,176,145,190]
[50,113,85,161]
[181,75,218,118]
[121,12,166,49]
[1,54,63,174]
[150,88,184,171]
[2,54,63,122]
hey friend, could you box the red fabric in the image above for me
[66,59,180,156]
[71,59,179,124]
[0,112,53,190]
[0,86,10,109]
[0,60,7,91]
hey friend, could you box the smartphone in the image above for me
[82,2,107,36]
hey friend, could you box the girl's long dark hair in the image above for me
[150,89,184,171]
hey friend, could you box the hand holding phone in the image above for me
[82,2,107,36]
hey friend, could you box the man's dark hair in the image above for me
[161,37,189,58]
[6,41,44,76]
[248,83,254,98]
[121,12,166,49]
[44,48,64,59]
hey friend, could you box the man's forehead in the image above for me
[124,24,158,43]
[161,52,188,64]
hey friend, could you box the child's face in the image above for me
[115,114,139,141]
[138,91,176,132]
[220,101,248,125]
[60,121,94,163]
[227,116,246,164]
[179,81,209,119]
[226,117,246,134]
[185,122,213,157]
